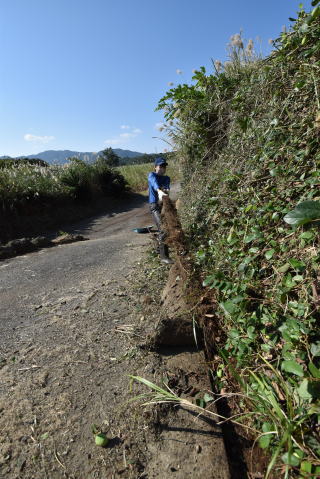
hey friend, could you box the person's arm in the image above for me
[161,176,170,194]
[148,173,161,192]
[149,173,168,199]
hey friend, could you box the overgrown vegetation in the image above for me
[157,2,320,477]
[0,150,176,215]
[0,156,128,215]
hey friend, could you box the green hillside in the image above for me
[158,3,320,477]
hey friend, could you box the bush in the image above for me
[157,5,320,477]
[92,157,128,197]
[60,159,93,200]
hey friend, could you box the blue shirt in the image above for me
[148,172,170,203]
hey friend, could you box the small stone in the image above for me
[196,444,202,453]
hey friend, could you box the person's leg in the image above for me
[149,203,173,264]
[149,202,161,232]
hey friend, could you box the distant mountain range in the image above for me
[0,149,144,165]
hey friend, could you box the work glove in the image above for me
[158,190,168,202]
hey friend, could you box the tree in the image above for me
[97,148,120,167]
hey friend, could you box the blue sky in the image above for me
[0,0,313,157]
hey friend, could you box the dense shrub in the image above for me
[0,156,128,215]
[93,156,128,196]
[157,4,320,477]
[60,158,93,200]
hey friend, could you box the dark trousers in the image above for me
[149,202,165,242]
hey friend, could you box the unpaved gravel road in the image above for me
[0,191,230,479]
[0,194,151,346]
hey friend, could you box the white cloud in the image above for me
[120,132,135,139]
[105,126,142,146]
[24,134,55,143]
[104,138,122,145]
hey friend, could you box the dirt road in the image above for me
[0,192,230,478]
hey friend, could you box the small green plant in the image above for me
[129,375,258,431]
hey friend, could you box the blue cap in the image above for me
[154,157,168,167]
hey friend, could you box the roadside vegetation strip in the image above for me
[0,157,180,216]
[0,156,127,213]
[156,3,320,478]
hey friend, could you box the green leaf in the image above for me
[288,258,305,271]
[311,5,320,18]
[311,342,320,357]
[220,301,238,315]
[281,451,301,467]
[300,231,314,240]
[262,422,273,433]
[283,274,296,289]
[265,249,275,260]
[278,263,290,273]
[309,380,320,399]
[203,275,215,287]
[244,233,259,243]
[298,379,320,400]
[300,461,312,473]
[293,274,304,282]
[297,379,313,400]
[309,362,320,379]
[196,398,206,408]
[203,393,214,403]
[281,360,304,377]
[284,200,320,226]
[259,434,271,449]
[228,329,240,339]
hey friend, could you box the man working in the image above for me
[148,157,174,264]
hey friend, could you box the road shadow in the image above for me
[55,191,149,237]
